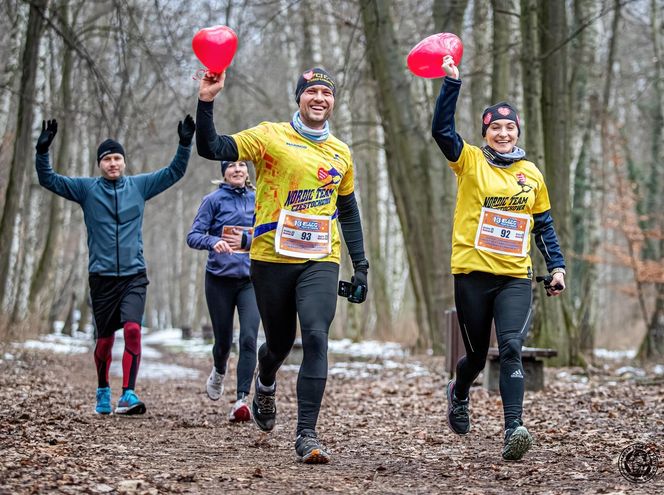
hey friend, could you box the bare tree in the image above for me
[0,0,48,315]
[360,0,450,352]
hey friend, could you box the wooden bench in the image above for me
[484,347,557,391]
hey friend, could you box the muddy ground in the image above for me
[0,341,662,494]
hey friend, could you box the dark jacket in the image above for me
[187,183,254,278]
[35,145,191,275]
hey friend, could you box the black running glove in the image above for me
[36,119,58,154]
[178,114,196,146]
[350,259,369,304]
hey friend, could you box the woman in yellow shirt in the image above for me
[432,55,566,461]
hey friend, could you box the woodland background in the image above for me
[0,0,662,365]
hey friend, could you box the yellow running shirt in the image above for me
[449,142,551,278]
[232,122,354,264]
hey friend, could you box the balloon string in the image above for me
[192,68,207,81]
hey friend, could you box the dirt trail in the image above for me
[1,342,662,494]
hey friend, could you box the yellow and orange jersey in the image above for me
[449,142,551,278]
[232,121,354,264]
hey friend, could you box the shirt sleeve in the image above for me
[338,150,355,196]
[337,192,365,263]
[231,122,272,164]
[532,210,565,271]
[196,99,240,161]
[186,195,221,251]
[532,170,552,214]
[35,151,89,203]
[431,76,465,167]
[134,144,191,200]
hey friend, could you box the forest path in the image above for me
[0,338,662,494]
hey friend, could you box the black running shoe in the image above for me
[446,380,470,435]
[295,429,330,464]
[251,379,276,432]
[502,419,533,461]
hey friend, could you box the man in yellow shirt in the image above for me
[196,67,368,464]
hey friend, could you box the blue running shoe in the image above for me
[95,387,112,415]
[115,389,146,415]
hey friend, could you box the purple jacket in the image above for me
[187,183,254,278]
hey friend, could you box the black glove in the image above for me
[36,119,58,154]
[350,259,369,304]
[178,114,196,146]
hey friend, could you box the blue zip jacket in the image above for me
[35,144,191,275]
[187,183,255,278]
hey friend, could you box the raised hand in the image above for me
[178,114,196,146]
[36,119,58,154]
[198,70,226,102]
[442,55,459,80]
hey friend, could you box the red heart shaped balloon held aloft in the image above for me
[407,32,463,79]
[192,25,238,73]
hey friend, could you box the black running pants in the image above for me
[250,260,339,436]
[453,271,533,427]
[205,272,260,398]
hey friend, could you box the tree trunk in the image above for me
[638,0,664,361]
[519,0,544,166]
[360,0,449,352]
[535,0,580,365]
[491,0,516,102]
[0,0,48,309]
[30,0,76,321]
[433,0,469,35]
[470,0,491,137]
[569,0,602,354]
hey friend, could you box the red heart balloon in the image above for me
[407,32,464,79]
[192,25,238,73]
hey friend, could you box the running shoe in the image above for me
[502,419,533,461]
[228,396,252,423]
[295,429,330,464]
[206,368,225,401]
[115,389,146,415]
[446,379,470,435]
[95,387,112,415]
[251,378,276,432]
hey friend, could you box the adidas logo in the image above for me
[510,369,524,379]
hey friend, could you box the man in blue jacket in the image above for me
[35,115,195,416]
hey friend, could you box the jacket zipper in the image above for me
[114,181,119,276]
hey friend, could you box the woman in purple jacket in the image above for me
[187,160,259,422]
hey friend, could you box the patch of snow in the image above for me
[143,328,211,356]
[593,348,637,360]
[109,361,199,381]
[328,338,406,359]
[615,366,646,377]
[18,333,90,354]
[653,364,664,375]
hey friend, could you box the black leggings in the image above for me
[250,260,339,436]
[453,272,533,427]
[205,272,260,398]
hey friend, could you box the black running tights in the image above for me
[453,271,533,427]
[205,272,260,398]
[250,260,339,436]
